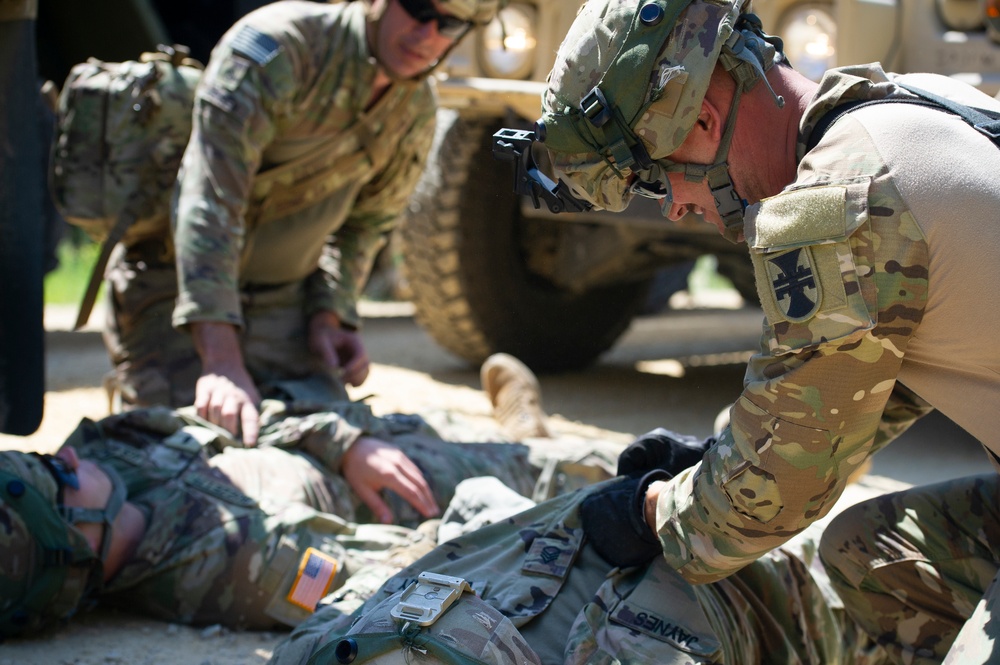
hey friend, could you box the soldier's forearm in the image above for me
[190,321,246,372]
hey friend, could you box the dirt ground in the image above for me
[0,300,986,664]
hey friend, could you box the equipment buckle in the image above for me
[580,87,612,128]
[390,572,472,627]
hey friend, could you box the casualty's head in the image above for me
[537,0,783,241]
[0,449,125,638]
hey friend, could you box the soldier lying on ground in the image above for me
[270,452,898,665]
[0,355,621,638]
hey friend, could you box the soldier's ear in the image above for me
[694,97,724,144]
[669,98,724,161]
[55,447,80,470]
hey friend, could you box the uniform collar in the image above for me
[796,63,900,162]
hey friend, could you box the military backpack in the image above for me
[49,44,203,329]
[49,41,410,330]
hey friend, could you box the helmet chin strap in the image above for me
[648,20,785,244]
[58,462,128,590]
[646,85,747,243]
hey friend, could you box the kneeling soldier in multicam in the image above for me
[506,0,1000,659]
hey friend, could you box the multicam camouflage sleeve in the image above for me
[653,66,931,585]
[254,398,377,474]
[871,383,934,453]
[171,1,435,331]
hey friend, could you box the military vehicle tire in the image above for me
[400,111,652,371]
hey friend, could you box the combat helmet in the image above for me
[0,451,125,638]
[537,0,784,241]
[437,0,506,26]
[306,572,541,664]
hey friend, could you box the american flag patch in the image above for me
[287,548,338,612]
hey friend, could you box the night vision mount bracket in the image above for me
[492,127,593,214]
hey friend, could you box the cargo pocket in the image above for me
[724,397,837,525]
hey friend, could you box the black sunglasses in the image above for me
[397,0,473,39]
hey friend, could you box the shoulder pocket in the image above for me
[747,179,876,354]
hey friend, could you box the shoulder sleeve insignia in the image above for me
[230,24,283,66]
[763,247,821,322]
[748,179,878,353]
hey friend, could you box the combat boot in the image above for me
[480,353,551,440]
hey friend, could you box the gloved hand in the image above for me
[616,428,714,477]
[580,469,671,568]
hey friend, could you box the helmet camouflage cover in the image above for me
[308,574,541,664]
[540,0,777,212]
[0,451,101,638]
[439,0,506,25]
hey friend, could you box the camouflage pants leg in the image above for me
[943,569,1000,664]
[105,243,347,409]
[104,241,201,408]
[819,473,1000,665]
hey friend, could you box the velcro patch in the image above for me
[287,548,338,612]
[522,537,576,578]
[162,428,207,454]
[608,561,720,656]
[752,186,847,249]
[230,25,283,66]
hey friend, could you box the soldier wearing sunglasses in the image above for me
[101,0,502,519]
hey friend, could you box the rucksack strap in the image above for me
[73,207,139,330]
[902,83,1000,140]
[805,81,1000,153]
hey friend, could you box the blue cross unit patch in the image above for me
[764,247,821,321]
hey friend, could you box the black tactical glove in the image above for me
[616,428,715,477]
[580,469,671,568]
